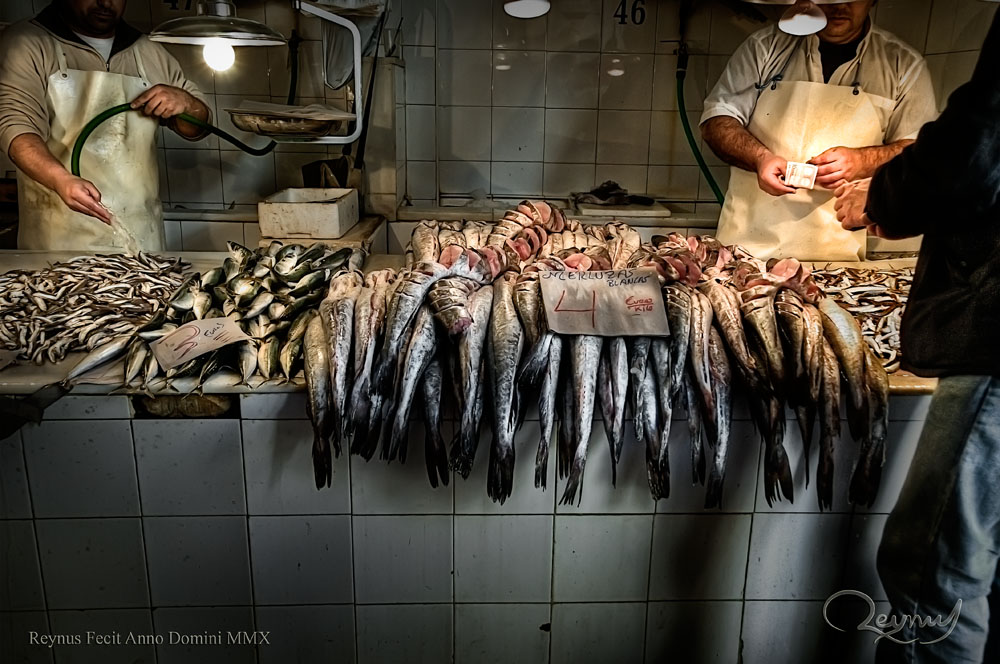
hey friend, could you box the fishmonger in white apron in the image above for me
[17,47,164,252]
[716,39,889,261]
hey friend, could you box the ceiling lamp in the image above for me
[742,0,855,36]
[150,1,286,47]
[504,0,551,19]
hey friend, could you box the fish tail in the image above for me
[816,438,835,512]
[424,425,449,489]
[794,404,814,487]
[518,335,552,388]
[534,434,549,490]
[764,438,794,506]
[487,440,515,505]
[704,466,724,509]
[312,435,331,490]
[559,456,586,507]
[849,437,884,508]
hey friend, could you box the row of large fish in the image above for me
[305,201,891,510]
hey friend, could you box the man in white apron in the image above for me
[700,0,937,261]
[0,0,211,252]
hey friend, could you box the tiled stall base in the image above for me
[0,392,934,663]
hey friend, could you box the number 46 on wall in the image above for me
[614,0,647,25]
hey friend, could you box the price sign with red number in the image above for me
[151,318,250,370]
[538,268,670,337]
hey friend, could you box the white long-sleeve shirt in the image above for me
[701,23,937,143]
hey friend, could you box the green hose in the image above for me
[71,103,276,177]
[677,47,726,206]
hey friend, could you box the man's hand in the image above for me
[834,179,911,239]
[834,178,870,229]
[53,174,111,224]
[757,152,796,196]
[809,146,872,189]
[131,84,199,120]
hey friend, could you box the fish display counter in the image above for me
[0,211,938,664]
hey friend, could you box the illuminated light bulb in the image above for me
[203,38,235,71]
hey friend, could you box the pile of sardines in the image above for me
[307,201,890,512]
[812,266,912,373]
[0,253,188,365]
[61,242,364,390]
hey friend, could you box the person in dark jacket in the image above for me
[835,10,1000,662]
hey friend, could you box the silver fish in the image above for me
[704,326,732,509]
[421,357,449,489]
[63,334,133,384]
[387,306,438,462]
[450,284,494,478]
[535,335,563,490]
[487,273,524,505]
[560,335,602,506]
[304,315,334,489]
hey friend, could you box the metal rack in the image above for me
[273,0,362,145]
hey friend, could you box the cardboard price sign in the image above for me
[151,318,250,370]
[539,268,670,337]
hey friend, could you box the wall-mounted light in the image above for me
[503,0,551,19]
[150,1,285,72]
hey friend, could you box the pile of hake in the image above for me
[24,200,894,511]
[306,200,890,511]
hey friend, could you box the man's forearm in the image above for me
[855,140,914,179]
[168,96,210,139]
[8,133,71,192]
[701,116,772,172]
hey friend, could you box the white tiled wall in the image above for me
[1,1,991,232]
[401,0,996,207]
[1,392,935,662]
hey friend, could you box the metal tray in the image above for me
[229,112,343,138]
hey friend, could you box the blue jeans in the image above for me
[877,376,1000,663]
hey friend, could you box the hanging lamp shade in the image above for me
[503,1,551,19]
[150,0,285,46]
[741,0,856,36]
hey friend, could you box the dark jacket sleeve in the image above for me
[867,11,1000,237]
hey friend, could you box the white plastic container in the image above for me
[258,188,359,239]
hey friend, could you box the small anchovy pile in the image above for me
[0,253,188,365]
[60,241,364,392]
[306,202,890,513]
[811,267,912,373]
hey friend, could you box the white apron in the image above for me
[17,47,164,251]
[716,73,887,261]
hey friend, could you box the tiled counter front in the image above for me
[0,392,932,664]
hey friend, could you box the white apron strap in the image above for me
[55,48,69,79]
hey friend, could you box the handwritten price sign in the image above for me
[539,268,670,337]
[150,318,250,370]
